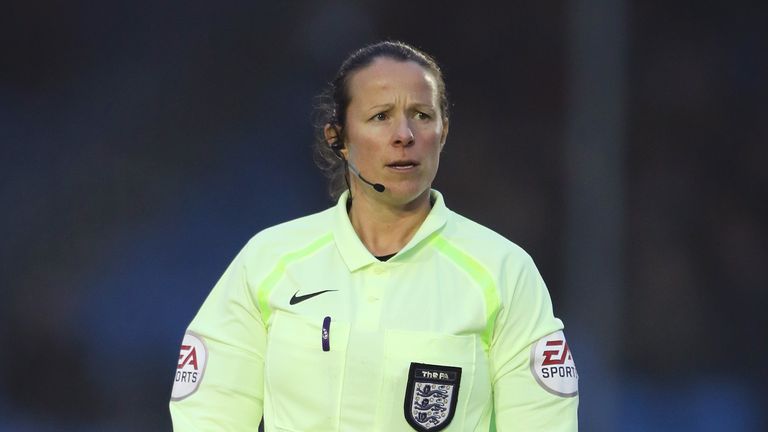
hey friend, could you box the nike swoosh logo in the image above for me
[289,289,338,305]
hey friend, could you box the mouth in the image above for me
[386,160,419,171]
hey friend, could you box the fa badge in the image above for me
[404,362,461,432]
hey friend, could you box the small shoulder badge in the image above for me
[171,332,208,401]
[404,362,461,432]
[530,330,578,397]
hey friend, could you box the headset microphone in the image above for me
[347,162,386,193]
[331,139,386,193]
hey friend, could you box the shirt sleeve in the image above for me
[489,253,579,431]
[169,243,266,431]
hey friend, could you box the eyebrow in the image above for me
[410,103,436,111]
[367,104,393,112]
[366,102,435,112]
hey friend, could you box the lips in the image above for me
[386,160,419,170]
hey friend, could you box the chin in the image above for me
[385,184,431,206]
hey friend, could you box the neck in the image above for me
[348,187,432,257]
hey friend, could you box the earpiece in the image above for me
[330,140,344,160]
[328,124,345,160]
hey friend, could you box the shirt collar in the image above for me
[332,189,450,272]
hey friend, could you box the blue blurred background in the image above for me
[1,1,766,430]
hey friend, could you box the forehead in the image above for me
[347,57,438,105]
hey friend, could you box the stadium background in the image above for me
[1,1,766,430]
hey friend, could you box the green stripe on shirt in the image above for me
[432,235,501,349]
[256,233,334,324]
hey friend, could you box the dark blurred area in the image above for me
[1,1,765,431]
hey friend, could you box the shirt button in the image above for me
[367,295,379,302]
[373,266,386,275]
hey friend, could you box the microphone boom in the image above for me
[348,163,386,193]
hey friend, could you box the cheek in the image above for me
[347,124,381,147]
[421,143,442,172]
[422,128,445,152]
[344,127,370,154]
[346,131,387,167]
[422,122,444,141]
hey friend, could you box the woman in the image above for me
[170,41,578,431]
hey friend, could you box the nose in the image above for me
[393,117,415,146]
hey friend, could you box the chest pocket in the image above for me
[377,330,491,431]
[265,310,350,432]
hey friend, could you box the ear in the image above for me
[324,123,347,159]
[324,123,340,145]
[439,118,449,150]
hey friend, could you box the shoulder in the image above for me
[442,210,556,330]
[442,210,534,271]
[239,206,336,265]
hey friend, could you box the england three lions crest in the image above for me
[404,363,461,431]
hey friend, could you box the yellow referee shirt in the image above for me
[170,190,578,431]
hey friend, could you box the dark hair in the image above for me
[313,41,449,200]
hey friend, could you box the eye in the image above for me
[370,112,389,121]
[415,111,432,120]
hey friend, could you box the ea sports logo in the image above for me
[530,330,578,397]
[178,344,199,371]
[171,332,208,400]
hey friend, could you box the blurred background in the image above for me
[1,1,766,430]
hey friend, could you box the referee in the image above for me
[170,41,578,431]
